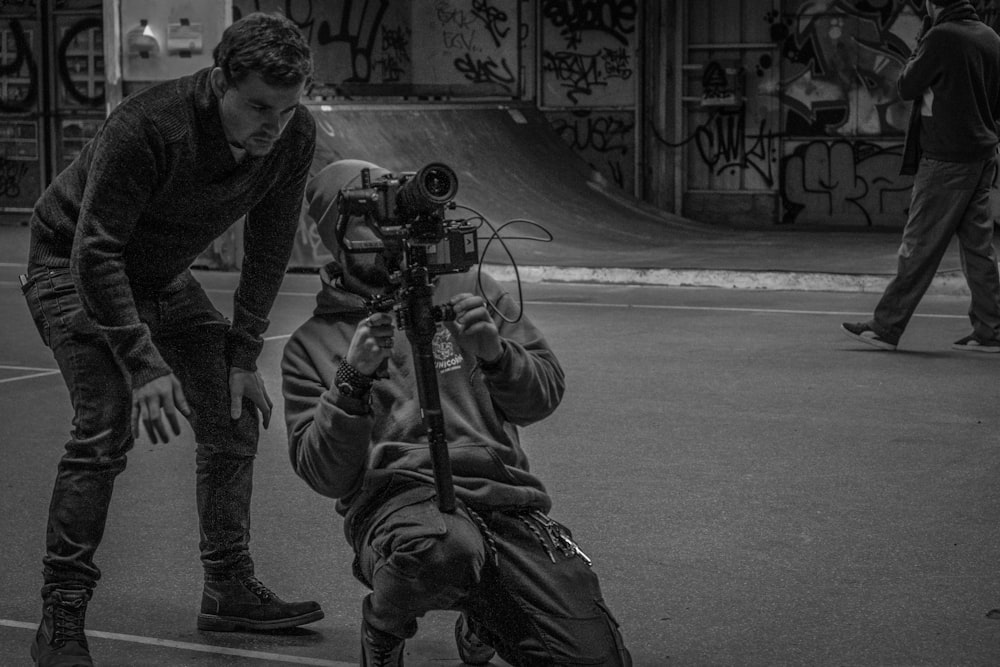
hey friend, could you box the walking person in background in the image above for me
[20,13,322,666]
[842,0,1000,352]
[281,159,632,666]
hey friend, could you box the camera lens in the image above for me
[396,163,458,215]
[420,164,458,201]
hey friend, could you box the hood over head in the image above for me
[305,158,392,257]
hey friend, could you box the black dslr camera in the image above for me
[336,162,478,276]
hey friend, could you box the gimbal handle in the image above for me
[394,267,457,513]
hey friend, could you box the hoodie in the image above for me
[898,1,1000,174]
[281,263,565,541]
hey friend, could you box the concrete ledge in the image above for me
[482,263,972,296]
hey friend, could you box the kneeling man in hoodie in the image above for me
[281,159,632,666]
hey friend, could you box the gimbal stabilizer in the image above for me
[342,163,478,513]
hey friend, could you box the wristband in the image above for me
[335,361,374,399]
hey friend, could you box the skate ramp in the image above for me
[302,102,721,270]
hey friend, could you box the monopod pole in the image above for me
[398,266,457,513]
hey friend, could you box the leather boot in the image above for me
[198,575,323,631]
[31,589,93,666]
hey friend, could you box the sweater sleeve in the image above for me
[228,109,316,371]
[281,326,373,499]
[474,273,566,426]
[71,109,172,388]
[898,30,943,102]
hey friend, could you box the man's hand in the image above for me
[230,367,273,428]
[346,312,396,376]
[449,293,503,363]
[131,373,192,444]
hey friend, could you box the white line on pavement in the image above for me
[0,365,57,372]
[0,366,61,384]
[0,619,350,666]
[525,300,968,318]
[255,301,966,344]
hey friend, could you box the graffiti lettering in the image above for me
[235,0,396,83]
[0,156,29,199]
[541,0,636,48]
[435,0,510,48]
[602,46,631,80]
[551,112,632,155]
[312,0,391,82]
[695,110,778,186]
[436,0,478,29]
[443,30,475,51]
[57,16,103,107]
[551,111,632,188]
[471,0,510,48]
[374,24,409,81]
[0,18,38,112]
[781,140,912,226]
[453,52,514,85]
[541,50,604,103]
[768,2,911,137]
[659,105,779,188]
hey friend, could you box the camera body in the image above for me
[337,163,478,275]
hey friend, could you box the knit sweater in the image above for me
[28,67,316,388]
[281,265,565,541]
[898,1,1000,168]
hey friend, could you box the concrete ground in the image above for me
[2,221,999,665]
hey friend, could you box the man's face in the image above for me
[211,68,304,158]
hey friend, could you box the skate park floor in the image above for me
[2,217,1000,665]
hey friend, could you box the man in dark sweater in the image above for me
[281,160,632,665]
[21,13,322,666]
[842,0,1000,352]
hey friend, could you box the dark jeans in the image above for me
[23,266,259,596]
[873,155,1000,341]
[356,486,632,666]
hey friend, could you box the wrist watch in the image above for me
[335,362,373,399]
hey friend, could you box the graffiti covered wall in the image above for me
[231,0,636,194]
[0,5,41,213]
[777,0,1000,227]
[775,0,924,226]
[663,0,1000,228]
[0,1,104,213]
[539,0,637,192]
[232,0,527,97]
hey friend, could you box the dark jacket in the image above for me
[28,67,316,387]
[899,1,1000,174]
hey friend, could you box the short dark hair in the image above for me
[213,12,313,88]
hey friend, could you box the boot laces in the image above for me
[241,576,274,601]
[50,596,87,648]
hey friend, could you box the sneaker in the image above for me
[361,619,405,666]
[31,588,93,666]
[841,322,898,351]
[197,575,323,632]
[952,334,1000,353]
[455,613,495,664]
